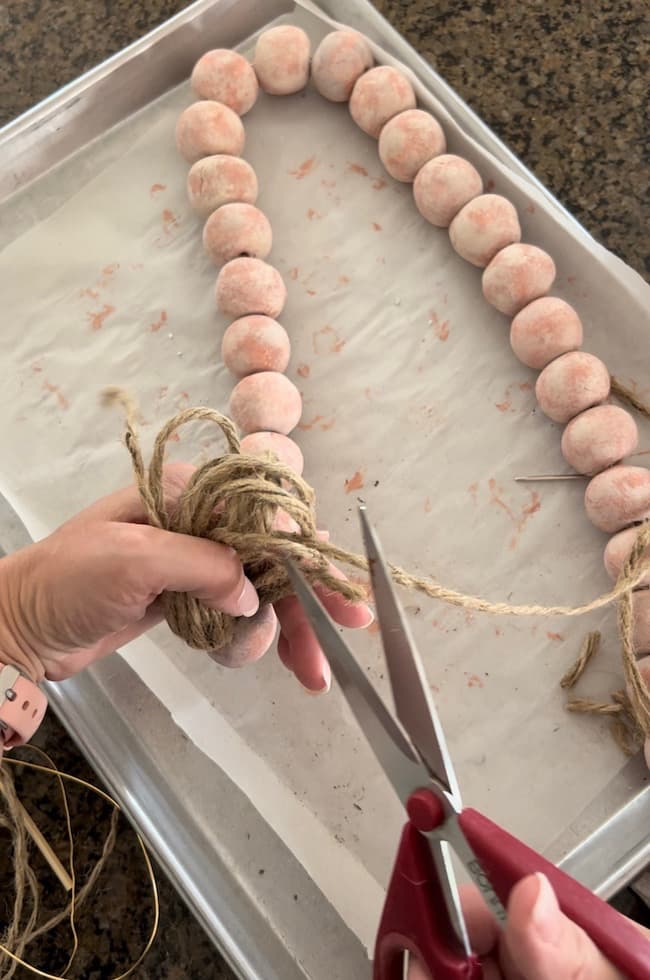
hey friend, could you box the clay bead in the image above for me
[175,101,245,163]
[209,605,278,667]
[413,154,483,228]
[482,243,556,316]
[229,371,302,435]
[187,155,258,217]
[203,203,272,266]
[215,258,287,319]
[585,466,650,533]
[604,527,650,587]
[190,49,259,115]
[510,297,583,370]
[449,194,521,268]
[561,405,638,475]
[311,30,373,102]
[253,26,311,95]
[535,352,611,424]
[378,109,446,182]
[349,66,416,139]
[632,592,650,655]
[221,315,290,376]
[240,431,304,475]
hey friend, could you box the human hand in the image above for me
[408,872,646,979]
[0,463,372,684]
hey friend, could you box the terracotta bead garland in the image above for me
[203,203,272,266]
[449,193,521,268]
[191,49,259,115]
[482,243,556,316]
[221,315,290,376]
[174,25,650,740]
[215,257,287,319]
[413,154,483,228]
[187,155,258,216]
[311,29,373,102]
[253,26,311,95]
[349,65,416,138]
[378,108,446,182]
[175,100,245,163]
[535,351,611,423]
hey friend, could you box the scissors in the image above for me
[286,507,650,979]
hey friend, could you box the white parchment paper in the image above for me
[1,1,649,952]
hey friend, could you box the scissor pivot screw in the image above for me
[406,789,444,832]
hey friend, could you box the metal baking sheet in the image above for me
[1,1,648,978]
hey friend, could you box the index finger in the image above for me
[66,462,196,526]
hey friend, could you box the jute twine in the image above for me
[0,748,158,979]
[104,388,650,743]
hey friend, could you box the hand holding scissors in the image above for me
[287,508,650,979]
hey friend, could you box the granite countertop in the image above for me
[0,2,648,978]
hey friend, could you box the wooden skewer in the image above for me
[18,799,73,892]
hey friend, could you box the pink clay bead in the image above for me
[378,109,446,182]
[482,243,556,316]
[221,315,290,377]
[535,351,611,424]
[449,194,521,268]
[561,405,638,475]
[510,297,583,370]
[203,203,272,266]
[413,154,483,228]
[215,258,287,319]
[240,431,304,474]
[209,604,278,667]
[253,26,311,95]
[175,101,245,163]
[349,66,416,139]
[187,155,258,217]
[311,30,374,102]
[585,466,650,533]
[631,592,650,655]
[191,49,259,115]
[604,527,650,587]
[230,371,302,435]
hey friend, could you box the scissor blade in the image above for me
[286,561,427,807]
[359,507,461,803]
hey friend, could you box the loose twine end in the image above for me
[560,631,643,755]
[104,390,650,746]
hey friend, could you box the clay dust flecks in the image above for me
[313,324,345,354]
[488,478,541,549]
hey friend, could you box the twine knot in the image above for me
[103,388,366,652]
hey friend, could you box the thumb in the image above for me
[501,873,624,980]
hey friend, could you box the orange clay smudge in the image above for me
[87,304,116,330]
[43,382,69,410]
[289,157,316,179]
[150,310,168,332]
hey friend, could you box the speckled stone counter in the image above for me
[0,1,648,977]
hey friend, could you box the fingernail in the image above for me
[531,873,562,944]
[238,577,259,618]
[298,670,331,695]
[362,606,374,628]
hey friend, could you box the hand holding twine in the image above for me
[104,389,650,743]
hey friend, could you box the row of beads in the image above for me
[177,24,650,656]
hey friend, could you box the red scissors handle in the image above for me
[459,807,650,978]
[374,822,482,979]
